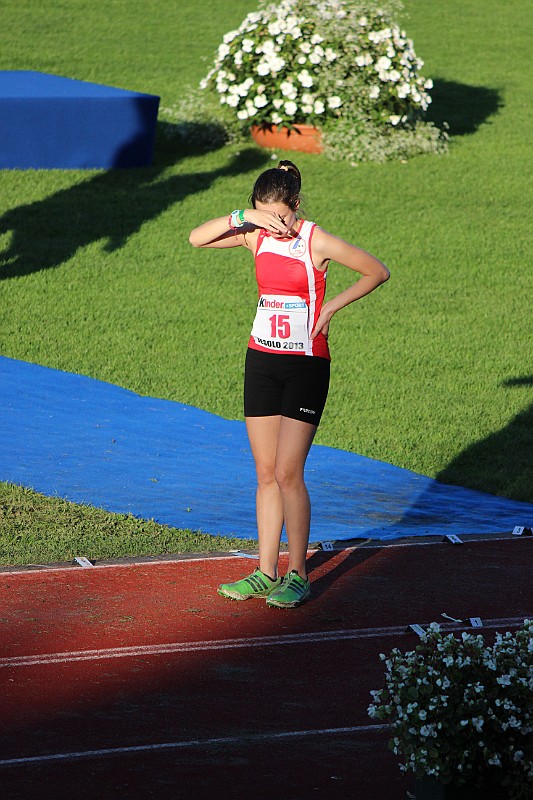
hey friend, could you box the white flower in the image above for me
[253,94,268,108]
[314,99,325,114]
[237,109,250,120]
[376,56,392,71]
[226,94,240,108]
[280,80,297,99]
[389,115,401,126]
[271,112,283,124]
[237,81,251,97]
[324,48,337,62]
[310,33,323,44]
[368,85,380,99]
[327,95,342,109]
[299,41,312,54]
[272,98,284,109]
[297,69,314,88]
[297,55,307,64]
[284,100,297,116]
[223,29,239,45]
[217,43,230,60]
[425,78,434,89]
[497,674,512,686]
[256,60,271,77]
[397,82,410,99]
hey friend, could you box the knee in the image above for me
[255,463,276,488]
[274,463,303,493]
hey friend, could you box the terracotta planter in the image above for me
[250,124,322,154]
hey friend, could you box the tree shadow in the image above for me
[0,125,267,280]
[437,376,533,501]
[426,78,503,136]
[355,375,533,541]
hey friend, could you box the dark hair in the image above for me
[250,160,302,210]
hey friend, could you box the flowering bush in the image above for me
[195,0,447,162]
[368,620,533,798]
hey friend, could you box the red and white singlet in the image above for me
[248,219,330,359]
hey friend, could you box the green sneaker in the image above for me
[218,568,281,601]
[266,570,310,609]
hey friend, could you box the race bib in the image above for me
[251,295,310,353]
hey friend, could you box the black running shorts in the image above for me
[244,347,330,426]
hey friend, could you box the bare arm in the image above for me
[311,227,390,339]
[188,209,293,249]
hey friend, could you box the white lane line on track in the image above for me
[0,723,390,767]
[0,616,528,669]
[0,535,515,577]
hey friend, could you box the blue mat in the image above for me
[0,71,159,169]
[1,356,532,541]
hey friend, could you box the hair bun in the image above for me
[277,160,301,191]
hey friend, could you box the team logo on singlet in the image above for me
[289,236,306,257]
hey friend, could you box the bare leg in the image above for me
[245,415,284,579]
[274,416,317,580]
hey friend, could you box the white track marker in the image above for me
[407,624,426,637]
[0,724,390,768]
[512,526,532,537]
[229,551,257,560]
[74,557,94,568]
[441,613,463,623]
[320,541,335,551]
[443,534,463,544]
[469,617,483,627]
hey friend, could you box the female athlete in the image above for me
[189,160,389,608]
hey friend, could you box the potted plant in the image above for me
[368,620,533,799]
[196,0,446,161]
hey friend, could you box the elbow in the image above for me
[378,264,390,284]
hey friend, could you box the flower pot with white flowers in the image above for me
[368,620,533,800]
[196,0,447,163]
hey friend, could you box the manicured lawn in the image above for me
[1,0,531,564]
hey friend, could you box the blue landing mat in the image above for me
[1,356,532,541]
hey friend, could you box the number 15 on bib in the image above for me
[251,295,311,354]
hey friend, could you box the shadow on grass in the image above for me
[0,123,267,280]
[436,376,533,501]
[357,374,533,542]
[426,79,503,136]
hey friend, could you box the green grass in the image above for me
[0,483,253,566]
[1,0,532,565]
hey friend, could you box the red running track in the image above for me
[0,537,531,800]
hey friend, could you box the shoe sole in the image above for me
[217,588,272,601]
[266,593,310,609]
